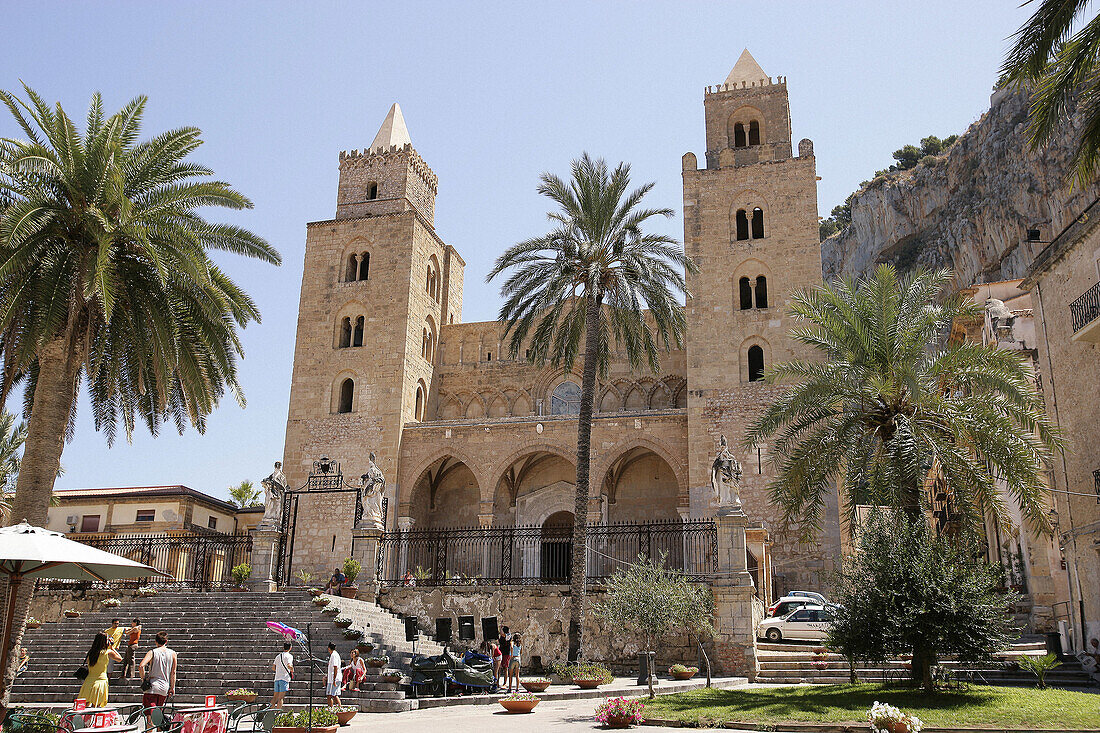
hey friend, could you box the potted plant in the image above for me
[811,648,830,671]
[294,569,315,587]
[595,696,646,729]
[323,605,340,616]
[135,586,158,597]
[230,563,252,590]
[64,609,81,618]
[379,671,402,684]
[498,691,540,713]
[309,587,323,597]
[356,641,375,655]
[226,688,257,703]
[25,617,41,629]
[365,655,387,668]
[340,557,360,598]
[521,676,551,692]
[313,596,331,606]
[668,664,698,681]
[868,701,923,733]
[272,707,338,733]
[101,597,121,608]
[328,705,357,726]
[342,628,362,640]
[334,616,353,628]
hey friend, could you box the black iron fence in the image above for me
[378,519,717,587]
[43,532,253,591]
[1070,280,1100,333]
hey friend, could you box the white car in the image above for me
[758,604,834,641]
[786,590,829,606]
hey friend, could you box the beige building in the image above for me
[281,51,839,592]
[1021,199,1100,652]
[47,485,249,536]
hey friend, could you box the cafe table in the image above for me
[171,705,228,733]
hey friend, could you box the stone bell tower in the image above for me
[682,51,837,593]
[281,103,464,571]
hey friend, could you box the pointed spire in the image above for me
[370,103,412,152]
[724,49,767,87]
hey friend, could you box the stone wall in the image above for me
[28,587,142,623]
[377,586,710,673]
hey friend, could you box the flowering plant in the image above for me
[342,628,362,639]
[135,586,158,597]
[312,596,330,605]
[594,697,645,726]
[64,609,81,616]
[326,706,358,714]
[522,676,552,683]
[334,616,353,626]
[668,664,698,676]
[868,701,923,733]
[228,688,256,696]
[101,598,121,607]
[501,692,539,701]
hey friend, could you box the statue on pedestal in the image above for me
[359,452,386,529]
[710,435,744,514]
[259,461,288,529]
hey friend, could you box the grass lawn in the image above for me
[642,684,1100,729]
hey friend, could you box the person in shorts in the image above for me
[326,642,341,706]
[506,634,522,692]
[496,626,511,687]
[121,619,141,679]
[272,642,294,708]
[139,632,176,709]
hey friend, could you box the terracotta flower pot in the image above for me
[64,612,80,618]
[335,710,356,726]
[356,642,375,654]
[309,588,322,597]
[340,586,358,598]
[499,698,540,713]
[604,714,635,729]
[521,680,551,692]
[335,620,352,628]
[671,670,695,680]
[574,678,603,689]
[25,621,40,629]
[366,658,387,668]
[227,693,256,703]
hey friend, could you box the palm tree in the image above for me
[488,154,695,660]
[1002,0,1100,185]
[745,266,1062,540]
[229,479,261,508]
[0,86,278,696]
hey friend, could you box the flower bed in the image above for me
[595,697,645,729]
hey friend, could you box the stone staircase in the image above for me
[13,590,444,712]
[755,638,1095,688]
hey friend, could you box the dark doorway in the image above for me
[540,511,573,582]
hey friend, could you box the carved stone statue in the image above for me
[359,452,386,529]
[260,461,288,529]
[711,435,743,513]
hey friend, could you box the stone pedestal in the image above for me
[711,510,760,679]
[248,527,282,592]
[351,525,384,599]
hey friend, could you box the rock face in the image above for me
[822,89,1100,286]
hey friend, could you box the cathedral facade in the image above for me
[281,51,841,593]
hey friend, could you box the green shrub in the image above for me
[1017,653,1062,689]
[231,563,251,585]
[342,557,361,583]
[550,660,613,684]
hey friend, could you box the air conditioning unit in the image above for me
[65,515,78,526]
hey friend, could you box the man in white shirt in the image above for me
[271,642,294,708]
[326,643,341,706]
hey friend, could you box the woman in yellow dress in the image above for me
[78,633,122,707]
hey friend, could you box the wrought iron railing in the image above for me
[42,531,252,590]
[1070,280,1100,333]
[377,519,717,587]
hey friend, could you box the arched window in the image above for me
[338,378,354,413]
[426,256,441,301]
[414,383,425,421]
[748,345,765,382]
[358,252,370,281]
[353,316,364,347]
[755,276,768,308]
[735,209,749,241]
[751,208,764,239]
[345,254,358,282]
[367,182,378,200]
[422,317,436,363]
[339,317,352,348]
[739,277,753,310]
[733,122,747,148]
[550,381,581,415]
[748,120,761,146]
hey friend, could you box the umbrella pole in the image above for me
[0,573,22,700]
[306,622,312,733]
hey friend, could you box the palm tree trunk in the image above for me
[1,336,80,705]
[567,294,601,662]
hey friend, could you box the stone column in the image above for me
[711,510,759,680]
[351,525,384,599]
[248,526,282,592]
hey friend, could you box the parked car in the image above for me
[786,590,829,606]
[758,604,834,641]
[767,591,832,617]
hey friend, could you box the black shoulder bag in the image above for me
[74,654,89,680]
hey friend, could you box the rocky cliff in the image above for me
[821,89,1100,287]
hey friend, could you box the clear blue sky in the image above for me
[0,0,1031,502]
